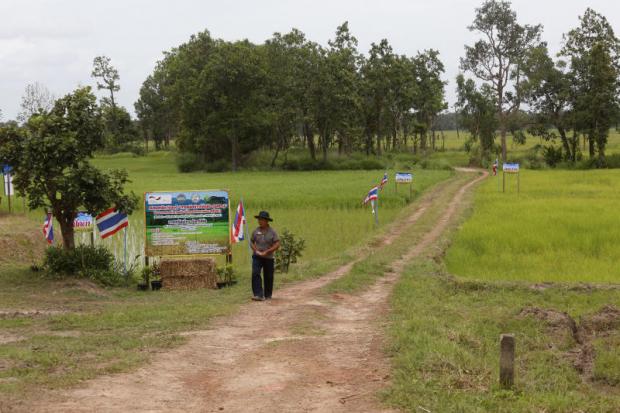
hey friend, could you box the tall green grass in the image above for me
[446,169,620,283]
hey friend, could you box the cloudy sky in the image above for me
[1,0,618,120]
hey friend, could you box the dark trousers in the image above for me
[252,256,274,298]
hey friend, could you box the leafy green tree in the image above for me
[412,50,447,152]
[455,74,498,163]
[91,56,120,109]
[560,8,620,165]
[0,87,138,249]
[523,46,579,162]
[460,0,543,161]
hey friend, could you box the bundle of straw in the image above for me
[160,258,218,290]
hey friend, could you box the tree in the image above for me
[460,0,543,161]
[411,50,447,152]
[17,82,55,124]
[455,74,498,163]
[523,46,581,162]
[91,56,120,109]
[0,87,138,249]
[560,8,620,165]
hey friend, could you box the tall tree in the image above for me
[460,0,543,161]
[17,82,55,124]
[412,50,447,152]
[523,46,579,162]
[0,87,137,249]
[91,56,121,109]
[455,74,498,163]
[560,8,620,165]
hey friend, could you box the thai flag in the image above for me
[492,158,498,176]
[363,186,379,205]
[231,201,246,243]
[96,207,128,239]
[42,213,54,244]
[379,172,388,190]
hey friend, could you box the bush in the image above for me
[542,145,563,167]
[102,142,146,156]
[275,229,306,273]
[176,152,204,172]
[44,245,126,286]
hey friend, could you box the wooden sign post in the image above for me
[499,334,516,389]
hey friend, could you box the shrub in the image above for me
[44,245,127,286]
[275,229,306,273]
[176,152,204,172]
[543,145,563,167]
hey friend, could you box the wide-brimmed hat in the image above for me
[254,211,273,222]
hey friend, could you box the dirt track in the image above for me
[27,169,486,413]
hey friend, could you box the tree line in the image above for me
[134,23,447,170]
[456,3,620,167]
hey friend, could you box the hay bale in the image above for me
[160,258,218,290]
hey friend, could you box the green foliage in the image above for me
[460,0,543,160]
[0,87,138,249]
[43,245,126,286]
[137,24,448,169]
[275,229,306,273]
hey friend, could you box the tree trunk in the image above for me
[365,129,373,155]
[557,126,571,161]
[570,131,579,163]
[58,213,76,250]
[231,134,239,172]
[500,126,507,161]
[304,123,316,161]
[588,134,595,158]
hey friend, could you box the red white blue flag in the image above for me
[379,172,388,190]
[231,200,246,243]
[363,186,379,205]
[96,207,128,239]
[42,213,54,244]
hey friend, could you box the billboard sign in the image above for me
[3,173,13,196]
[503,163,520,173]
[395,172,413,183]
[73,212,94,232]
[144,190,230,256]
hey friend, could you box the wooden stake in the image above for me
[499,334,515,389]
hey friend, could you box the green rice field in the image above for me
[88,151,452,273]
[446,169,620,283]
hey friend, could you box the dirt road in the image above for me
[29,169,486,413]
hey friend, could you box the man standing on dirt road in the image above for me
[250,211,280,301]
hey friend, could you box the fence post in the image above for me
[499,333,515,389]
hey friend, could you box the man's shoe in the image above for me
[252,296,265,301]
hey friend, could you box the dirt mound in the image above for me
[579,305,620,334]
[519,306,580,343]
[0,214,47,266]
[520,305,620,380]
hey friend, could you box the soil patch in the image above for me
[520,305,620,380]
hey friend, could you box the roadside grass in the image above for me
[0,161,451,402]
[385,257,620,413]
[386,168,620,412]
[445,169,620,283]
